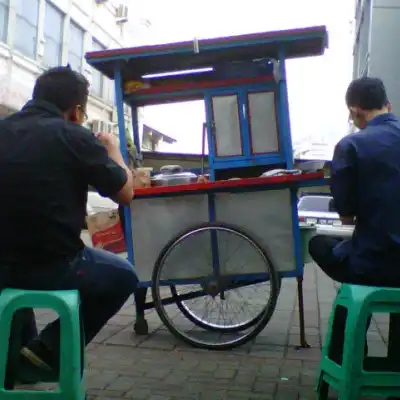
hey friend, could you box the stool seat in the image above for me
[316,284,400,399]
[0,289,86,399]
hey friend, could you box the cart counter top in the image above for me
[132,171,326,199]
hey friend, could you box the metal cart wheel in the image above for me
[151,222,281,350]
[169,278,281,332]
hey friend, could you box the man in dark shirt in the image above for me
[0,66,138,381]
[309,77,400,367]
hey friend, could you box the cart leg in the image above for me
[296,275,310,349]
[133,287,149,335]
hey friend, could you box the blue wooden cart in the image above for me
[86,26,328,350]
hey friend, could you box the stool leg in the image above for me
[58,298,85,399]
[317,375,329,400]
[339,308,365,400]
[316,300,337,399]
[5,310,28,389]
[328,305,347,364]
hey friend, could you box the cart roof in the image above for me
[86,26,328,80]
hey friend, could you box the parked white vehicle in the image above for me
[298,194,341,226]
[298,193,355,239]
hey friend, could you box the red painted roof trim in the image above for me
[86,26,327,60]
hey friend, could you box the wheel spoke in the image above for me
[151,222,281,350]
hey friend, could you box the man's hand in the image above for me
[95,132,120,153]
[94,132,133,204]
[197,175,208,183]
[133,170,151,188]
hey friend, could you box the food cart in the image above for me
[85,25,329,350]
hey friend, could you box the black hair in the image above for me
[345,77,389,110]
[32,65,89,112]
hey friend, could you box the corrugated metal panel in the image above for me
[368,2,400,115]
[353,0,372,78]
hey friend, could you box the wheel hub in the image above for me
[201,276,231,297]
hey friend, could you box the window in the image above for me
[105,77,115,104]
[0,0,9,43]
[43,1,64,67]
[68,21,84,72]
[14,0,39,58]
[248,91,279,154]
[298,196,332,212]
[91,39,105,97]
[212,94,242,156]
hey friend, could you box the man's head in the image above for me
[32,66,89,125]
[345,77,391,130]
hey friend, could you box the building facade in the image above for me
[0,0,150,132]
[353,0,400,116]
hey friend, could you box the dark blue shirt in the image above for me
[332,113,400,280]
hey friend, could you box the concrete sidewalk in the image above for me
[29,262,389,399]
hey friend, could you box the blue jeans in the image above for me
[0,247,138,352]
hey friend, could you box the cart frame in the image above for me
[85,26,329,349]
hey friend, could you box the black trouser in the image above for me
[309,235,400,364]
[1,248,138,366]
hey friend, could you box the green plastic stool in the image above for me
[0,289,86,399]
[316,284,400,399]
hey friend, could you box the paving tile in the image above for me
[23,263,391,399]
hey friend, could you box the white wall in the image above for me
[369,1,400,118]
[0,0,153,124]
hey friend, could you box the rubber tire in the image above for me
[151,221,281,350]
[170,277,280,332]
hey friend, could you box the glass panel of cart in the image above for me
[247,90,280,154]
[211,94,243,157]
